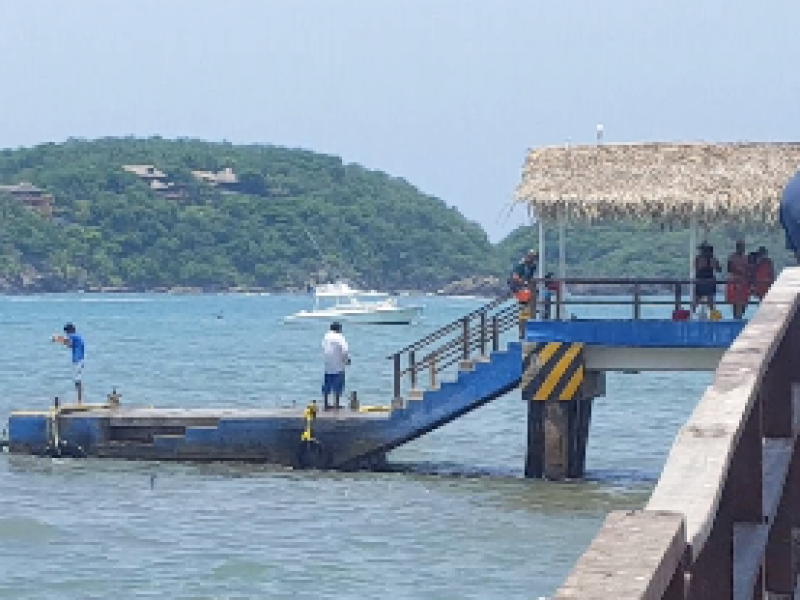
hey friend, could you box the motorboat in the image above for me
[285,282,423,324]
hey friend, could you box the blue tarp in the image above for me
[525,319,745,348]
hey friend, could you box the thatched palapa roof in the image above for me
[515,142,800,225]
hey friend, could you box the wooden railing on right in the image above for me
[554,267,800,600]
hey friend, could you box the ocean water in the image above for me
[0,293,712,599]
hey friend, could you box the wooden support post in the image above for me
[543,401,570,480]
[523,346,602,480]
[522,342,543,478]
[525,401,544,479]
[572,394,595,478]
[548,372,603,480]
[392,353,402,406]
[491,316,499,352]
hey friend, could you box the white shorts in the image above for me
[73,362,84,384]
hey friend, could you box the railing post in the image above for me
[429,351,438,390]
[674,282,682,312]
[479,312,487,357]
[461,316,470,360]
[633,283,642,320]
[392,353,401,401]
[556,282,563,321]
[491,316,499,352]
[409,350,417,391]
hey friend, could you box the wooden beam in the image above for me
[554,510,686,600]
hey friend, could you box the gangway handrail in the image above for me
[388,293,511,357]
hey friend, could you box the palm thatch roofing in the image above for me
[515,142,800,225]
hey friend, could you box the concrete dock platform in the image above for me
[8,404,393,470]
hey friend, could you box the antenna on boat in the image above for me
[300,223,338,281]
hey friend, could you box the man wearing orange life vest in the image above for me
[509,249,538,337]
[509,249,538,302]
[751,246,775,301]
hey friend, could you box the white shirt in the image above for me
[322,330,349,374]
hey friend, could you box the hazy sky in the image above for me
[2,1,799,240]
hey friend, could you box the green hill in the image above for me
[0,138,499,292]
[0,137,793,294]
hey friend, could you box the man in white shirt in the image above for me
[321,321,350,410]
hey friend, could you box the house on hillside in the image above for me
[122,164,185,198]
[122,164,168,181]
[191,167,239,192]
[0,182,55,217]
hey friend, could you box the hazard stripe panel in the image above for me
[521,342,585,402]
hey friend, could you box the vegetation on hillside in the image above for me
[0,137,793,293]
[0,138,498,292]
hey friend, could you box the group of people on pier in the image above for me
[507,240,776,324]
[691,239,775,320]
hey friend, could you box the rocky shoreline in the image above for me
[0,273,672,297]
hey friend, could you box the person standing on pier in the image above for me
[509,249,539,335]
[780,169,800,265]
[726,240,750,319]
[751,246,775,301]
[51,322,86,405]
[691,243,721,316]
[321,321,350,410]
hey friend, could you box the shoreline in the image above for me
[0,285,676,298]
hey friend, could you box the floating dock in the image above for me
[8,404,393,470]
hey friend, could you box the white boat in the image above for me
[285,282,423,324]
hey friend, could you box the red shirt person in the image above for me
[725,240,750,319]
[751,246,775,300]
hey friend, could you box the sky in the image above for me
[2,0,799,241]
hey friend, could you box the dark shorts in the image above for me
[695,281,716,300]
[322,372,345,395]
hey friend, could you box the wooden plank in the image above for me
[733,522,768,600]
[554,510,685,600]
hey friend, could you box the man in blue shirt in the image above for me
[780,170,800,265]
[52,322,86,404]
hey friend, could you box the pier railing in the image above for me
[553,268,800,599]
[387,295,519,399]
[387,276,774,403]
[534,276,770,320]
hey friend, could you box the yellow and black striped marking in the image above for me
[521,342,585,402]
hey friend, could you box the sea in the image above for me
[0,292,713,599]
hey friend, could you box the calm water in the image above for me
[0,293,712,599]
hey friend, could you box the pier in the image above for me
[6,278,750,479]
